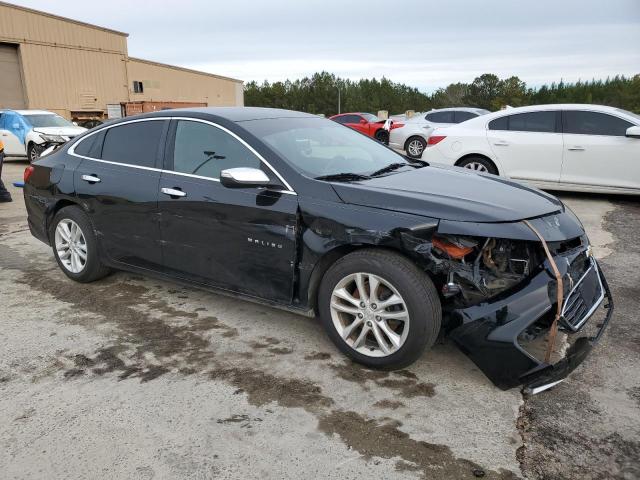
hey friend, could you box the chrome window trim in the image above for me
[68,116,296,195]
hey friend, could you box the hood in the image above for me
[330,164,563,223]
[32,126,87,137]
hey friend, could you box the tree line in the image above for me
[244,72,640,116]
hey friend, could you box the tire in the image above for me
[50,206,110,283]
[457,156,498,175]
[27,143,43,163]
[404,136,426,159]
[374,129,389,144]
[318,249,441,369]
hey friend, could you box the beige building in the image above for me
[0,2,243,120]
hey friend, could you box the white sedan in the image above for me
[389,107,489,158]
[422,104,640,194]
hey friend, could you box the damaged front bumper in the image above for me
[447,248,613,391]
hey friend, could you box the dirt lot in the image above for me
[1,159,638,479]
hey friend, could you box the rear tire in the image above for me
[457,156,498,175]
[404,136,426,159]
[50,206,110,283]
[318,249,441,369]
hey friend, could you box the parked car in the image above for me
[329,112,402,143]
[0,109,86,162]
[422,104,640,194]
[389,107,490,158]
[23,107,612,391]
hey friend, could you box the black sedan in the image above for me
[23,107,613,391]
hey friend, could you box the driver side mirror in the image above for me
[625,126,640,139]
[359,118,367,125]
[220,167,271,189]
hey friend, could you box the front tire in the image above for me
[318,249,441,369]
[404,136,426,159]
[374,129,389,144]
[27,143,43,163]
[51,206,110,283]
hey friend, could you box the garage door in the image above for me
[0,43,26,109]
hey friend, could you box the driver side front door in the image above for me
[158,119,299,303]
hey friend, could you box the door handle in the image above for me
[81,174,101,183]
[161,187,187,198]
[493,141,509,146]
[568,146,585,151]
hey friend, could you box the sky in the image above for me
[10,0,640,92]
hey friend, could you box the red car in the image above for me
[329,112,402,142]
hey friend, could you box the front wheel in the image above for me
[374,129,389,144]
[27,143,43,163]
[318,249,441,369]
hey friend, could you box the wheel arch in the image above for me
[46,199,84,237]
[305,243,420,315]
[454,153,501,175]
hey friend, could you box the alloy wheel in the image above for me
[54,219,88,273]
[407,139,424,157]
[463,162,489,172]
[29,146,39,163]
[330,272,410,357]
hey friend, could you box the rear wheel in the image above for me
[404,136,426,158]
[51,206,110,283]
[318,249,441,369]
[457,156,498,175]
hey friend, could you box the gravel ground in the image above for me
[0,159,638,479]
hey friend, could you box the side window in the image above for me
[563,111,633,136]
[172,120,261,179]
[454,111,477,123]
[491,111,557,133]
[333,116,348,124]
[425,111,454,123]
[101,120,165,168]
[73,135,95,157]
[344,115,362,124]
[488,116,509,130]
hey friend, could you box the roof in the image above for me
[0,109,57,115]
[128,57,243,84]
[0,1,129,37]
[141,107,318,122]
[427,107,490,114]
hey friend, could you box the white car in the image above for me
[422,104,640,195]
[389,107,489,158]
[0,109,86,162]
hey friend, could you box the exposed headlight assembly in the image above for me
[39,134,66,143]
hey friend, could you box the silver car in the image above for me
[389,107,490,158]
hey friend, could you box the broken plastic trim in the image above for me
[523,219,564,363]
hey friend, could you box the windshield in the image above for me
[242,117,410,178]
[23,114,74,128]
[616,108,640,123]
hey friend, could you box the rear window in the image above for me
[100,120,165,168]
[454,111,477,123]
[563,111,633,136]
